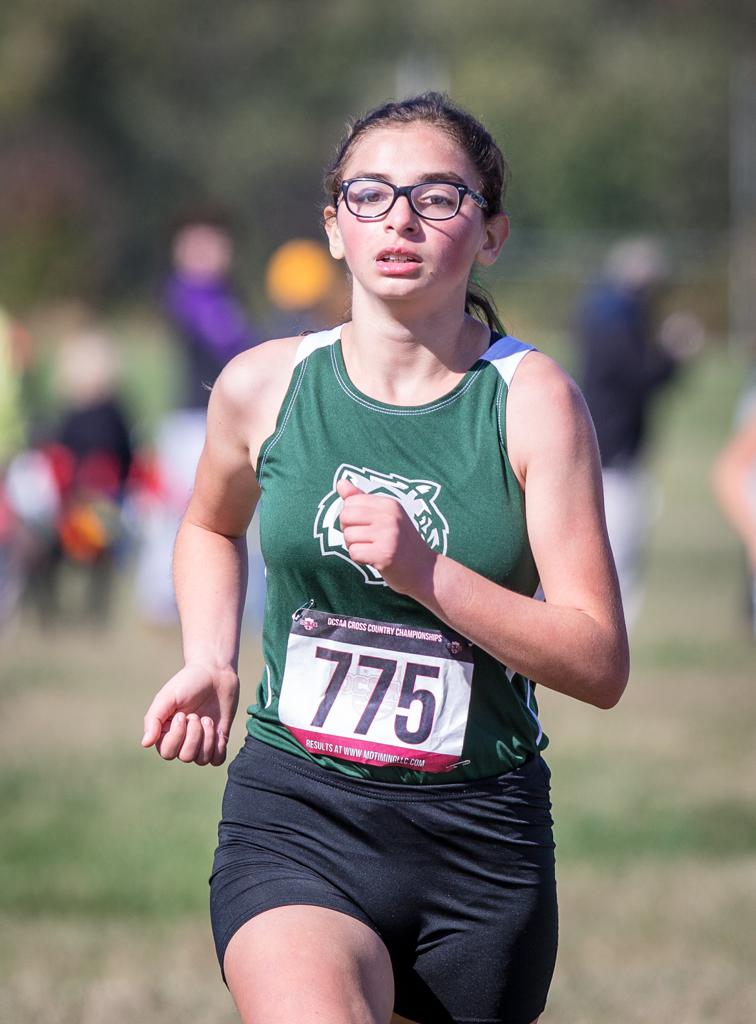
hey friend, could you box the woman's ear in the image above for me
[475,213,509,267]
[323,206,345,261]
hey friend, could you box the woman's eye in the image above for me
[417,189,456,209]
[355,189,387,204]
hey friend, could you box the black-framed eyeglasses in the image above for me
[339,178,488,222]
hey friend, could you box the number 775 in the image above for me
[312,647,438,745]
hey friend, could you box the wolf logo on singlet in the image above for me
[314,463,449,584]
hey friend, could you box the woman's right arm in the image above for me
[141,337,300,766]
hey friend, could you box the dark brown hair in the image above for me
[324,92,509,333]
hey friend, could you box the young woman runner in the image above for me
[142,92,629,1024]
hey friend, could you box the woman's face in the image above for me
[324,123,507,310]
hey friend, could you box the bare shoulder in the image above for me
[208,335,304,460]
[212,335,303,410]
[506,350,598,481]
[509,349,586,413]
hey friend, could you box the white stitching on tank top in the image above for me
[257,359,308,484]
[330,345,482,416]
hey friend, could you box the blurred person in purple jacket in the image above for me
[135,209,261,625]
[163,209,260,409]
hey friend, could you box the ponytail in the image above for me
[465,279,506,335]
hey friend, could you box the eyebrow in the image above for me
[348,171,469,186]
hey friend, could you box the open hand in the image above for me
[141,662,240,766]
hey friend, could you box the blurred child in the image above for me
[25,327,133,624]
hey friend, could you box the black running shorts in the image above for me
[210,736,558,1024]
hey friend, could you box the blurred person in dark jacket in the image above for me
[576,238,703,629]
[23,327,134,624]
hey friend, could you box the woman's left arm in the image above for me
[339,353,629,708]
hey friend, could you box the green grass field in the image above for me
[1,341,755,1023]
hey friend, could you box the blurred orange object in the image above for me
[58,499,116,562]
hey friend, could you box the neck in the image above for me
[341,290,491,406]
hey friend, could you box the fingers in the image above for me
[341,525,374,546]
[198,716,218,765]
[141,715,164,749]
[153,713,222,765]
[343,541,376,566]
[211,726,229,767]
[177,713,206,764]
[154,711,187,760]
[337,479,401,528]
[339,494,400,530]
[341,523,379,567]
[142,664,238,767]
[142,689,178,748]
[336,481,370,528]
[336,478,363,499]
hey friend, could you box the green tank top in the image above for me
[248,325,548,784]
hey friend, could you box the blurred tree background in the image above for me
[1,0,753,331]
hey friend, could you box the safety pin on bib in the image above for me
[292,598,315,621]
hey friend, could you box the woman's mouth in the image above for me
[376,249,421,264]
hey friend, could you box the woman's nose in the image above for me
[385,194,419,232]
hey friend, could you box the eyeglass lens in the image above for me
[345,180,462,220]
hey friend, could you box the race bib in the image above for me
[278,607,474,772]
